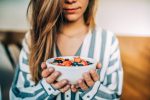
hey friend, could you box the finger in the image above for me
[59,84,70,93]
[96,63,101,69]
[89,69,99,81]
[46,71,61,84]
[78,79,88,91]
[71,85,78,92]
[52,79,68,89]
[41,62,47,69]
[75,85,79,88]
[41,68,54,78]
[83,72,94,87]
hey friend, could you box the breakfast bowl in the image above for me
[46,56,97,84]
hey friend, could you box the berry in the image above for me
[87,61,93,65]
[72,62,78,66]
[81,60,88,66]
[62,61,72,66]
[78,63,83,66]
[74,57,81,63]
[65,59,69,61]
[58,60,63,63]
[52,57,92,67]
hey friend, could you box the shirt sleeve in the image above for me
[79,34,123,100]
[9,32,60,100]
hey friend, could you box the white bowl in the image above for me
[46,56,97,84]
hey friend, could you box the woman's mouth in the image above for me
[63,7,80,14]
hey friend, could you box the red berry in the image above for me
[63,61,72,66]
[81,60,88,66]
[55,58,64,61]
[74,57,81,63]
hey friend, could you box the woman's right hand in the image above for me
[41,62,70,93]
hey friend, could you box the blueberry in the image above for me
[53,59,58,63]
[87,61,93,65]
[72,62,78,66]
[54,60,63,63]
[57,60,63,63]
[78,64,83,66]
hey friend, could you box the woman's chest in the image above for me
[56,37,84,56]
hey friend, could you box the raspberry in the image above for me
[63,61,72,66]
[81,60,88,66]
[74,57,81,63]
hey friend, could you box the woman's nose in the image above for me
[65,0,77,4]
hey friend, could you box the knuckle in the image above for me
[57,83,63,88]
[54,71,61,76]
[60,89,65,93]
[41,72,44,77]
[94,74,99,81]
[60,88,66,93]
[46,78,52,83]
[90,69,96,74]
[88,81,94,86]
[85,77,91,82]
[50,76,56,82]
[83,73,89,78]
[82,86,88,90]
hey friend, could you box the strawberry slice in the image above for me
[55,58,64,61]
[62,61,72,66]
[81,60,88,66]
[74,57,81,63]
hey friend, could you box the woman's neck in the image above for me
[59,17,89,37]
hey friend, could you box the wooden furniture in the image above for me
[118,36,150,100]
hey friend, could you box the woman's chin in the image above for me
[64,15,80,22]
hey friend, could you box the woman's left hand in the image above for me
[71,63,101,92]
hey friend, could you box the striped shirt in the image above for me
[9,26,123,100]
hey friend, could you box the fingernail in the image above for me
[78,79,82,83]
[90,69,95,74]
[49,68,53,72]
[98,63,101,68]
[54,72,60,76]
[62,80,67,84]
[41,62,44,68]
[67,85,70,88]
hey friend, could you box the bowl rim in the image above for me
[46,56,97,68]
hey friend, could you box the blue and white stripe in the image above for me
[10,26,123,100]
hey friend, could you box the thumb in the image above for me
[41,62,47,70]
[96,63,101,69]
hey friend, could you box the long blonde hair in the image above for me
[27,0,98,83]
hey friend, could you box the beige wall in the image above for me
[96,0,150,36]
[0,0,150,36]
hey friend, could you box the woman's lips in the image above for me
[63,7,80,13]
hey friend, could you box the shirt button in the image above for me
[87,95,90,98]
[48,88,51,91]
[66,95,69,98]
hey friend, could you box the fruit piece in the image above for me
[57,60,63,63]
[74,57,81,63]
[55,57,63,60]
[87,61,93,65]
[62,61,72,66]
[51,57,92,67]
[65,59,69,61]
[78,63,83,66]
[81,60,88,66]
[72,62,79,66]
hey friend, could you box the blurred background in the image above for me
[0,0,150,100]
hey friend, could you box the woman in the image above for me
[10,0,123,100]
